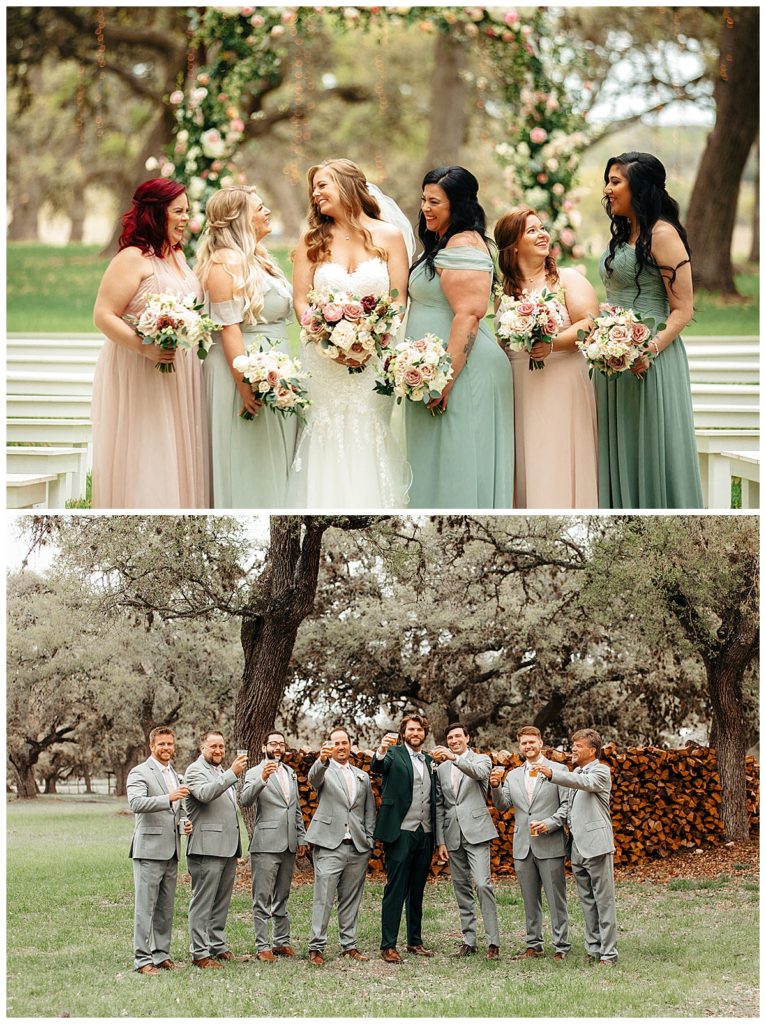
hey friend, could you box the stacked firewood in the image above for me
[283,745,759,875]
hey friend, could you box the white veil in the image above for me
[367,181,417,263]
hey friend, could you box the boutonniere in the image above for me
[429,760,439,775]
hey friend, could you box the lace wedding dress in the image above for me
[287,257,410,508]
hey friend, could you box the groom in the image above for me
[371,713,437,964]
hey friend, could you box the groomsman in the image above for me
[489,725,570,960]
[537,728,618,965]
[127,726,191,974]
[305,727,376,965]
[240,731,307,962]
[183,730,248,969]
[433,723,500,959]
[371,713,438,964]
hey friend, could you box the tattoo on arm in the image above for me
[463,330,477,359]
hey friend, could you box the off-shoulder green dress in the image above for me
[204,275,298,508]
[596,244,703,509]
[404,246,515,509]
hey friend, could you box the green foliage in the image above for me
[6,798,759,1016]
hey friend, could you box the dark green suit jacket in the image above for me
[371,743,438,843]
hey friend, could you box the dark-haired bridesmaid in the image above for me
[598,151,703,508]
[404,166,515,509]
[92,178,210,508]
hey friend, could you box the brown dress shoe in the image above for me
[586,954,597,964]
[256,950,278,962]
[193,957,224,970]
[406,944,435,957]
[136,964,160,975]
[381,947,403,964]
[554,952,567,962]
[156,959,180,970]
[272,946,296,957]
[214,951,234,962]
[452,943,476,957]
[487,945,500,960]
[308,951,325,966]
[512,948,544,960]
[341,949,369,961]
[599,958,617,967]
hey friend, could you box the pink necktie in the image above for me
[277,765,290,801]
[451,764,460,795]
[526,770,536,805]
[343,765,354,802]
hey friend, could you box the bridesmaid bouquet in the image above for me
[299,287,402,373]
[373,333,453,408]
[127,292,219,373]
[494,287,564,370]
[232,343,310,421]
[576,304,665,378]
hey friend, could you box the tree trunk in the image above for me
[748,136,759,263]
[685,8,759,293]
[9,754,38,799]
[707,659,750,840]
[8,181,42,241]
[43,774,58,794]
[69,178,87,244]
[113,745,143,798]
[82,764,93,794]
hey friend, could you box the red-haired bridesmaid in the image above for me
[92,178,211,507]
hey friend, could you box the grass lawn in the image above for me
[6,797,759,1018]
[7,243,760,336]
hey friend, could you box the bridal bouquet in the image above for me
[232,342,310,421]
[374,333,453,407]
[127,292,219,373]
[494,287,564,370]
[576,303,664,377]
[299,287,402,373]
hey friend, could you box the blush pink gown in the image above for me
[91,249,211,508]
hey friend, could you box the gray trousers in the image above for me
[132,856,178,969]
[570,841,617,962]
[309,842,370,952]
[250,850,296,951]
[449,839,500,948]
[514,851,570,953]
[187,853,237,960]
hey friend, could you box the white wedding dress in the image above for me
[287,257,410,508]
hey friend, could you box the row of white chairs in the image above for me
[6,333,760,509]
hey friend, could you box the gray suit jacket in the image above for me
[183,755,243,859]
[305,758,376,853]
[435,749,498,850]
[549,759,615,858]
[491,756,568,860]
[127,757,182,860]
[240,759,307,854]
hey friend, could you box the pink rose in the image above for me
[504,10,520,24]
[609,325,631,344]
[343,301,365,321]
[543,313,558,335]
[412,338,428,351]
[322,302,344,323]
[529,127,548,144]
[632,324,651,344]
[404,368,424,388]
[607,354,631,372]
[361,294,377,313]
[516,301,536,317]
[378,334,391,349]
[560,228,576,247]
[419,363,435,381]
[299,307,315,326]
[267,370,281,386]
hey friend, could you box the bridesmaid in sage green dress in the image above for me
[404,167,514,509]
[597,151,703,509]
[196,186,297,508]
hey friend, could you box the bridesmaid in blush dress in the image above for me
[92,178,210,508]
[195,185,297,508]
[404,166,514,509]
[597,152,703,509]
[494,207,599,509]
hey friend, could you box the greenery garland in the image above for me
[157,6,588,256]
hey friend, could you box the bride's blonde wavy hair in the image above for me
[304,158,387,266]
[195,186,287,325]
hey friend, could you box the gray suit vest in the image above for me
[401,761,432,833]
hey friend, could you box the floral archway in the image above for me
[156,6,588,256]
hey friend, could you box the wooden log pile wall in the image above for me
[282,744,759,876]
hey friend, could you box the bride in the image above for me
[289,157,413,508]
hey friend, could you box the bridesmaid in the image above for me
[598,151,703,508]
[494,207,599,509]
[405,166,515,509]
[92,178,210,508]
[195,185,296,508]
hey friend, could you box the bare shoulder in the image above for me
[446,230,487,252]
[371,219,402,242]
[111,246,153,273]
[558,266,588,285]
[651,219,681,243]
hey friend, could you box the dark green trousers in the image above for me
[380,826,433,949]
